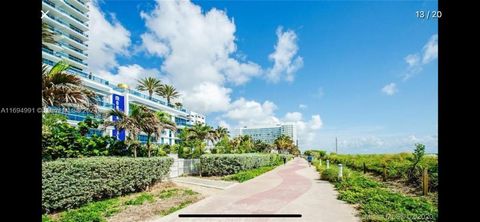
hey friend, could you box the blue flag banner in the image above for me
[112,94,126,141]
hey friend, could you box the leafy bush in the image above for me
[200,154,287,176]
[223,166,276,182]
[315,163,437,222]
[42,114,130,160]
[325,149,438,192]
[304,150,327,159]
[42,157,173,213]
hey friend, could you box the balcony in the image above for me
[62,0,89,18]
[43,14,88,40]
[43,66,190,114]
[66,0,89,13]
[42,0,88,29]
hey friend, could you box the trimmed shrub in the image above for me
[200,154,285,176]
[42,157,173,213]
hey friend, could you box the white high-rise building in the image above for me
[41,0,206,146]
[233,123,298,145]
[42,0,90,73]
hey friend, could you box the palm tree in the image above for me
[239,135,254,153]
[104,108,141,157]
[42,23,56,46]
[104,104,148,157]
[187,123,216,144]
[157,84,180,105]
[42,61,97,113]
[152,111,177,157]
[174,102,183,108]
[136,77,162,100]
[274,135,294,154]
[104,105,177,157]
[214,126,229,142]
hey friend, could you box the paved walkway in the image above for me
[149,157,359,222]
[172,177,238,190]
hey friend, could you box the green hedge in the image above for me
[42,157,173,213]
[200,154,290,176]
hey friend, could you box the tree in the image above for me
[214,126,229,142]
[187,123,216,144]
[136,77,162,100]
[42,61,97,112]
[253,140,273,153]
[157,84,181,105]
[214,136,231,154]
[104,106,142,157]
[274,135,295,154]
[407,143,426,186]
[153,111,177,157]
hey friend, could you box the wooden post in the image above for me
[423,168,429,196]
[363,162,366,174]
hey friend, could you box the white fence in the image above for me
[168,154,200,178]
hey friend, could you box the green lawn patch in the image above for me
[124,193,155,205]
[43,198,121,222]
[42,184,201,222]
[159,200,194,216]
[223,165,276,182]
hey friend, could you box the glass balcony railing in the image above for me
[59,42,88,56]
[43,0,88,27]
[47,27,88,48]
[45,14,88,38]
[63,0,87,16]
[42,61,189,114]
[97,100,114,109]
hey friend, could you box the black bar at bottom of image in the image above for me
[179,214,302,218]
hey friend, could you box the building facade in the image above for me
[233,123,298,145]
[42,0,205,146]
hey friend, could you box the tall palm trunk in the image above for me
[147,134,152,157]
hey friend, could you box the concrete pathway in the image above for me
[172,177,238,190]
[149,157,359,222]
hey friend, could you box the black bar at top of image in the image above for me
[179,214,302,218]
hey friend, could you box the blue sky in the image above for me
[88,0,438,153]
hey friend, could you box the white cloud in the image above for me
[402,34,438,81]
[310,115,323,130]
[299,104,307,109]
[282,112,323,149]
[381,83,398,95]
[88,1,131,74]
[224,98,279,126]
[266,27,303,82]
[422,34,438,64]
[138,0,262,113]
[405,54,421,68]
[140,33,170,57]
[182,82,232,114]
[218,120,231,130]
[97,64,162,87]
[284,112,303,122]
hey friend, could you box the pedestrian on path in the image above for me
[307,155,313,167]
[283,156,287,165]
